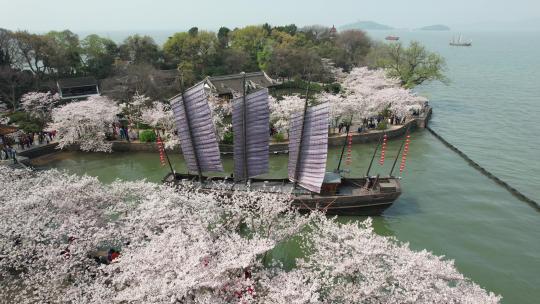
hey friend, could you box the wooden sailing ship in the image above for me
[163,74,402,215]
[449,35,472,46]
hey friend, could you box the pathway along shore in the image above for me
[427,126,540,212]
[14,109,431,160]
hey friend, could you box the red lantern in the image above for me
[379,134,388,165]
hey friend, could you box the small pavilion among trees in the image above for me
[57,77,100,100]
[205,71,277,99]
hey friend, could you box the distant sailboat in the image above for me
[450,35,472,46]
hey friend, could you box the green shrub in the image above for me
[7,112,27,123]
[18,121,41,133]
[377,122,388,130]
[273,80,323,92]
[324,82,342,94]
[222,131,233,144]
[136,122,152,130]
[8,112,41,132]
[139,129,156,142]
[273,132,285,142]
[380,108,391,118]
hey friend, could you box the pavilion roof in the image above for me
[57,77,98,89]
[206,71,276,95]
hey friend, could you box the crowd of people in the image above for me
[0,144,17,161]
[112,123,139,141]
[14,131,56,150]
[335,114,408,135]
[0,131,57,162]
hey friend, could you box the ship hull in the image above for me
[292,191,400,216]
[449,43,472,46]
[163,173,402,216]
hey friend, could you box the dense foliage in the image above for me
[0,168,501,303]
[0,24,378,103]
[367,41,447,88]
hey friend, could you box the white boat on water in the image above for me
[450,35,472,46]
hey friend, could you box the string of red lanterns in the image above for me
[345,133,353,166]
[400,135,411,173]
[379,134,388,165]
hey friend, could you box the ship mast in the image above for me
[389,125,411,176]
[366,133,383,176]
[336,114,353,173]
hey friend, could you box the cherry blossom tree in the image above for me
[119,92,152,124]
[272,67,427,134]
[208,92,232,140]
[315,91,354,131]
[258,216,500,303]
[342,66,400,91]
[19,91,61,129]
[0,167,501,303]
[140,101,179,149]
[371,86,427,118]
[313,67,428,128]
[269,94,305,133]
[48,96,120,152]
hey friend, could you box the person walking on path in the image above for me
[123,125,130,142]
[1,146,7,160]
[119,127,125,140]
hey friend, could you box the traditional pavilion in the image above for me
[205,71,277,99]
[57,77,100,100]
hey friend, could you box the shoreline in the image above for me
[17,107,431,161]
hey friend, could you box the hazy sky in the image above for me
[2,0,539,32]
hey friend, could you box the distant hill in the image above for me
[339,21,393,31]
[418,24,451,31]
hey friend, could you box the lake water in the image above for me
[34,30,540,304]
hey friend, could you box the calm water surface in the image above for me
[34,31,540,304]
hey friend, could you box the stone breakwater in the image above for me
[427,126,539,212]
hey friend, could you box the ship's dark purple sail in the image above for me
[171,82,223,173]
[288,102,329,193]
[232,88,270,180]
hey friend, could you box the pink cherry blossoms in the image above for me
[20,91,61,124]
[317,67,428,126]
[0,167,501,304]
[48,95,120,152]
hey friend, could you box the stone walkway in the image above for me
[14,139,56,153]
